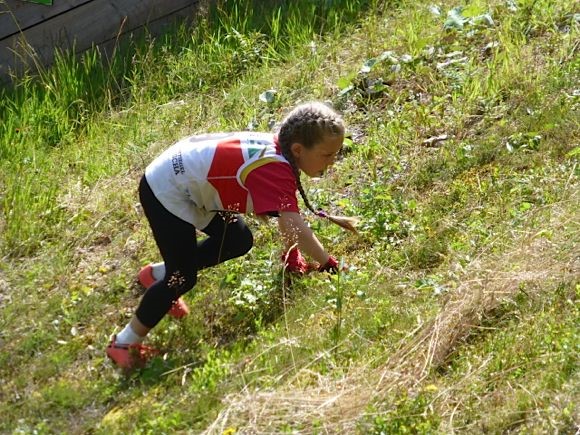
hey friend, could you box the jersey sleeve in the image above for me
[244,161,299,215]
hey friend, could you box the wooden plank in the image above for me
[98,3,199,61]
[0,0,94,39]
[0,0,198,78]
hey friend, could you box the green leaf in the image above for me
[360,58,379,74]
[506,132,542,152]
[444,7,468,30]
[365,79,387,95]
[472,13,494,27]
[443,7,494,29]
[506,0,518,12]
[359,51,398,75]
[377,51,399,64]
[338,84,354,96]
[337,73,355,89]
[429,5,442,16]
[259,89,277,103]
[566,147,580,158]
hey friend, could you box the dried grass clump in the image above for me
[57,169,139,216]
[206,201,578,433]
[0,272,10,323]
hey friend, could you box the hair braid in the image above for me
[282,148,318,215]
[277,102,359,233]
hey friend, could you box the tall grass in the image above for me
[0,0,370,257]
[0,0,577,432]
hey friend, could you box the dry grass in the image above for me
[206,196,579,433]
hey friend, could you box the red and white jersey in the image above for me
[145,132,299,228]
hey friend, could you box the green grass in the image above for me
[0,0,578,432]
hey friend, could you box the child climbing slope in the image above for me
[107,101,357,368]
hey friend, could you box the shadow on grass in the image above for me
[117,351,205,388]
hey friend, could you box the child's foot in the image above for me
[138,264,190,319]
[106,336,159,369]
[138,263,163,288]
[168,297,190,318]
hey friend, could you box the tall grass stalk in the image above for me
[331,266,344,355]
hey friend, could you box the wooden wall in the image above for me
[0,0,201,81]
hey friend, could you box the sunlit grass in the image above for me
[0,0,369,257]
[0,0,578,432]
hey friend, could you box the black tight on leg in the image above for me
[197,213,254,269]
[135,176,253,328]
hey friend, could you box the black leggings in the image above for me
[136,176,253,328]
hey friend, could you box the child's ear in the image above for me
[290,142,303,158]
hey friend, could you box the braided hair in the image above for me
[277,102,358,233]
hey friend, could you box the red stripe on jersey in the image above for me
[207,139,248,213]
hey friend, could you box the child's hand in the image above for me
[281,247,309,274]
[318,256,339,273]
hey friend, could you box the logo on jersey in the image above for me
[172,151,185,175]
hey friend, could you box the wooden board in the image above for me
[0,0,199,80]
[0,0,93,39]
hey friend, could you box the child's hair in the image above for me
[278,102,358,233]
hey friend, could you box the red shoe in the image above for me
[106,336,159,369]
[138,264,156,288]
[168,298,190,319]
[139,264,190,319]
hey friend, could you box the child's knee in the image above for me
[230,226,253,257]
[164,269,197,295]
[239,227,253,254]
[224,223,253,257]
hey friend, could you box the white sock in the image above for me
[151,262,166,281]
[116,323,144,345]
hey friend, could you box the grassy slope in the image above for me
[0,0,578,433]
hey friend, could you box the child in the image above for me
[106,101,357,368]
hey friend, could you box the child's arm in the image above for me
[278,211,330,265]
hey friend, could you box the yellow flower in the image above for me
[424,384,438,393]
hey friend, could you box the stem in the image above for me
[333,266,343,355]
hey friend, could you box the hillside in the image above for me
[0,0,578,433]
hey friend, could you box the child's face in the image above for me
[292,134,344,178]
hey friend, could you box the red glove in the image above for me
[318,256,339,273]
[281,247,309,274]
